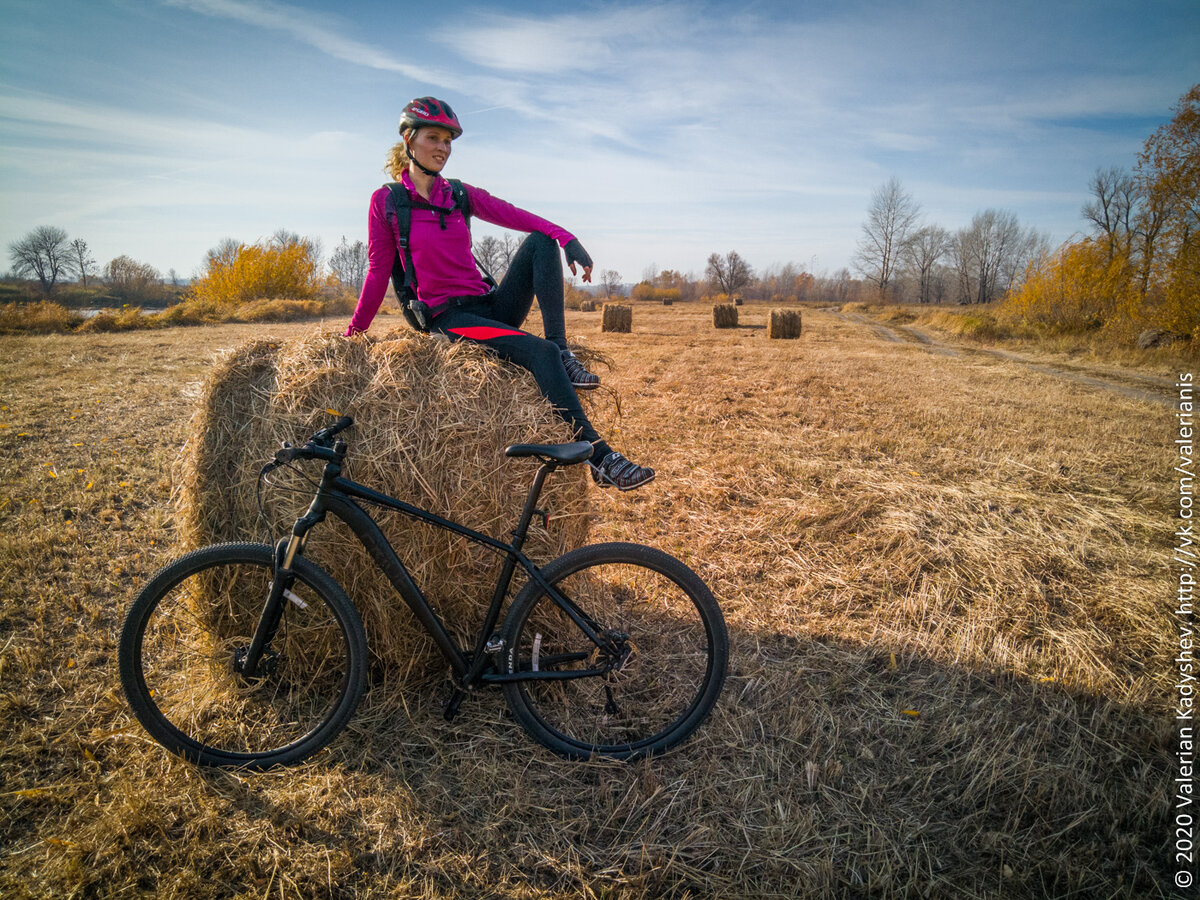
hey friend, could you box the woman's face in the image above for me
[409,126,453,172]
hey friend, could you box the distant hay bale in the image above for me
[713,303,738,329]
[602,304,632,333]
[767,308,802,339]
[662,298,673,306]
[177,328,592,677]
[733,297,744,307]
[580,299,596,312]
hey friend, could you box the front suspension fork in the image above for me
[239,536,303,678]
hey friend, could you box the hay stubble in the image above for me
[0,306,1176,897]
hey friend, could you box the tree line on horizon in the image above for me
[8,81,1195,342]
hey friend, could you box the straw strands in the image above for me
[602,303,632,333]
[176,328,592,673]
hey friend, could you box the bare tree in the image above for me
[271,229,322,269]
[1082,166,1139,261]
[901,225,950,303]
[706,251,752,296]
[105,254,162,302]
[9,225,76,296]
[204,238,242,276]
[329,236,368,294]
[69,238,97,288]
[854,177,921,298]
[600,269,623,297]
[472,233,522,282]
[951,209,1036,304]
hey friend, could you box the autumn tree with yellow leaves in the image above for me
[1006,83,1199,342]
[190,232,323,306]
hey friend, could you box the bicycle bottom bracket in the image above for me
[232,646,281,678]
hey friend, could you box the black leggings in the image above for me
[430,233,608,455]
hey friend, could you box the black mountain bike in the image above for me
[118,416,728,768]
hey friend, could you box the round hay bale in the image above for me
[767,308,802,339]
[712,303,738,329]
[177,328,593,678]
[579,299,596,312]
[601,303,632,333]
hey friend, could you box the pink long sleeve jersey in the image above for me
[345,171,575,334]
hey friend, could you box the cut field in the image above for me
[0,302,1178,898]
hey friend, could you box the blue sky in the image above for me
[1,0,1197,284]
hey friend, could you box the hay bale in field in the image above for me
[580,299,596,312]
[662,298,673,306]
[712,303,738,329]
[601,303,632,333]
[767,308,802,339]
[177,328,592,676]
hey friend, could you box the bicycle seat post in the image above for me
[511,461,554,552]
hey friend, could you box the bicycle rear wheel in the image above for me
[119,543,367,768]
[500,542,727,759]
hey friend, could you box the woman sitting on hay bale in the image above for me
[345,97,654,492]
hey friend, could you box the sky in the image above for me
[1,0,1198,285]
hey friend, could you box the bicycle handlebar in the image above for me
[270,416,355,467]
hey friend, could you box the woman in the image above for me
[345,97,653,491]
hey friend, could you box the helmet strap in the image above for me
[404,131,441,178]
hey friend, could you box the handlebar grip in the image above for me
[312,415,354,443]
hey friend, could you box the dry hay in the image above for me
[768,307,802,339]
[579,299,596,312]
[601,303,632,333]
[177,328,592,676]
[713,303,738,328]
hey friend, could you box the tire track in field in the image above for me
[825,309,1173,407]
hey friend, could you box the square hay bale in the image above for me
[768,308,802,339]
[580,299,596,312]
[177,328,593,679]
[602,303,632,333]
[712,303,738,329]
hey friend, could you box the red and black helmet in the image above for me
[399,97,462,139]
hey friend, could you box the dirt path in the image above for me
[826,308,1174,407]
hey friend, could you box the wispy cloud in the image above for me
[162,0,454,86]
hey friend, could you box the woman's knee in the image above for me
[519,232,559,266]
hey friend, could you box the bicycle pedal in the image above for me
[443,687,466,722]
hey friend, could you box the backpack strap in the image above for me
[384,182,429,331]
[383,180,496,332]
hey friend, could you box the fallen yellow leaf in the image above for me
[326,407,341,416]
[901,709,920,717]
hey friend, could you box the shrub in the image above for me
[1001,238,1141,340]
[0,301,82,334]
[190,240,321,306]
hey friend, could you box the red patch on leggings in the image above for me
[448,326,527,340]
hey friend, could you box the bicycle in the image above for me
[119,416,728,768]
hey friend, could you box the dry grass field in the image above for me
[0,302,1181,897]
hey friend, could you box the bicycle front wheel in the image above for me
[500,542,728,759]
[119,543,367,768]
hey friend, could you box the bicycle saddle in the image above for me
[504,441,593,465]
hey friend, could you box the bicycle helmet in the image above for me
[399,97,462,139]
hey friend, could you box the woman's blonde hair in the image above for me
[385,139,411,181]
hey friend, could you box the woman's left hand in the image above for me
[565,239,593,283]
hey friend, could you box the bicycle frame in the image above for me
[262,454,617,691]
